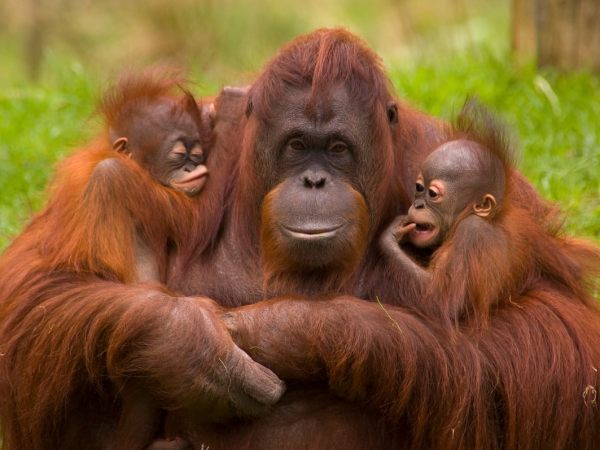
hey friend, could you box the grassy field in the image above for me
[0,34,599,250]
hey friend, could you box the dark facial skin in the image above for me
[258,85,397,271]
[112,99,209,196]
[401,140,498,249]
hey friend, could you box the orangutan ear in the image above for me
[203,103,216,122]
[387,101,398,125]
[112,137,129,154]
[245,99,254,118]
[473,194,497,218]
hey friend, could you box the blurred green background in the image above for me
[0,0,598,250]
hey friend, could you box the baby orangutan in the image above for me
[381,139,505,269]
[101,69,214,283]
[380,102,514,320]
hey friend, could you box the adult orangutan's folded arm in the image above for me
[0,276,285,449]
[223,296,456,420]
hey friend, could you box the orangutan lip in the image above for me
[172,166,209,187]
[281,223,344,240]
[415,222,434,232]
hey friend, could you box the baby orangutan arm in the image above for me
[380,215,431,284]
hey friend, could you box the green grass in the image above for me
[0,46,599,251]
[0,60,98,247]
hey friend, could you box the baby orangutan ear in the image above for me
[473,194,497,218]
[112,137,130,155]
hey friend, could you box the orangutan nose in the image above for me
[302,170,327,189]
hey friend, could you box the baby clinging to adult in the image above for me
[381,139,506,269]
[380,101,516,319]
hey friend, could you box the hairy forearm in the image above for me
[0,274,284,437]
[2,278,189,392]
[226,296,456,415]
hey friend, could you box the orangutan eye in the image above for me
[328,141,348,154]
[190,143,205,164]
[171,141,187,157]
[416,182,425,193]
[427,181,444,201]
[288,139,305,151]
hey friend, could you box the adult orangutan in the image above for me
[157,28,442,448]
[0,69,284,450]
[173,30,599,449]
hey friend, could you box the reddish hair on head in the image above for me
[248,28,394,123]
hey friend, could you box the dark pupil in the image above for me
[428,189,437,198]
[416,183,424,192]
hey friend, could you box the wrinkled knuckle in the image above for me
[222,311,237,328]
[223,312,248,345]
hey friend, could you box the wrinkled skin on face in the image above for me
[112,99,209,196]
[256,85,396,275]
[405,139,500,248]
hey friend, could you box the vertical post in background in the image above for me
[511,0,537,66]
[513,0,600,72]
[24,0,44,81]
